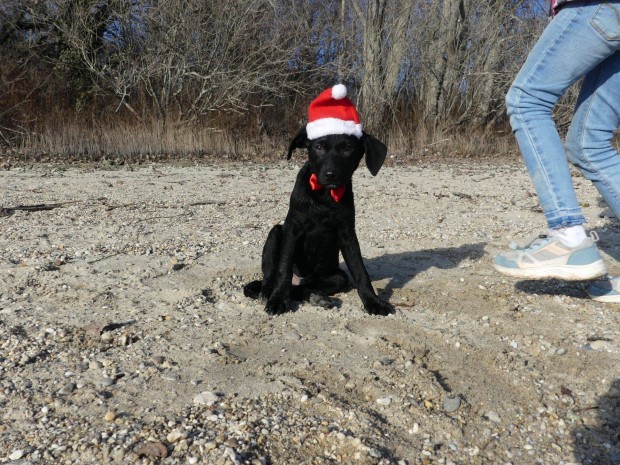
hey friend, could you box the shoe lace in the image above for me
[509,230,599,252]
[509,233,549,252]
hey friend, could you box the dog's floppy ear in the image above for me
[362,131,387,176]
[287,126,309,159]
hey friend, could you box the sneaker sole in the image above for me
[589,292,620,303]
[494,260,608,281]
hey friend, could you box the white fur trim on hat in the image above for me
[331,84,347,100]
[306,118,363,140]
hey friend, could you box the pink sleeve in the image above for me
[551,0,557,13]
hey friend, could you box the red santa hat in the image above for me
[306,84,363,140]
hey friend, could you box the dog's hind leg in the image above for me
[244,225,282,300]
[243,280,262,299]
[259,224,283,299]
[244,224,283,300]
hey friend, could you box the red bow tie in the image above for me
[309,173,346,202]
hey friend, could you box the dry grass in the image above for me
[386,123,518,162]
[7,84,617,166]
[14,118,282,163]
[6,109,617,166]
[5,112,519,166]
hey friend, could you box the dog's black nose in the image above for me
[325,171,338,182]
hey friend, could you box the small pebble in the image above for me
[443,396,461,413]
[101,377,116,387]
[9,450,25,461]
[193,391,222,406]
[483,411,501,423]
[89,361,103,370]
[285,331,302,341]
[166,429,186,443]
[588,340,609,351]
[135,441,168,458]
[58,382,76,396]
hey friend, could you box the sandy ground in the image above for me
[0,159,619,465]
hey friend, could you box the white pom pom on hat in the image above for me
[331,84,347,100]
[306,84,362,140]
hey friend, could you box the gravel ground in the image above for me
[1,160,619,465]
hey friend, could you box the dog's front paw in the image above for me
[265,297,290,316]
[363,298,394,316]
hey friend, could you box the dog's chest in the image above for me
[298,228,340,268]
[302,213,343,235]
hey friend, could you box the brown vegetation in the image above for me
[1,1,553,162]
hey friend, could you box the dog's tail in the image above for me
[243,280,262,299]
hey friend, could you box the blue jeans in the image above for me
[506,1,620,229]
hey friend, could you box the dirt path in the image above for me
[1,161,619,464]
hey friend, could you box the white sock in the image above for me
[549,225,588,247]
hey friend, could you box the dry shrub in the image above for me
[17,114,284,163]
[9,117,519,166]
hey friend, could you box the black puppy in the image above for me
[243,122,393,316]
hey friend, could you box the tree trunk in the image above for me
[353,0,412,136]
[357,0,386,134]
[424,0,466,125]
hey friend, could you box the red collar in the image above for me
[309,173,346,202]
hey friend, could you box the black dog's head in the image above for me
[287,126,387,188]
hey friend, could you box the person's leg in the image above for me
[566,52,620,217]
[505,2,620,229]
[495,2,620,280]
[565,50,620,299]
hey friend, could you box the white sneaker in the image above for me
[588,276,620,302]
[494,234,607,281]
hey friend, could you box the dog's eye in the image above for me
[342,145,354,154]
[314,142,325,152]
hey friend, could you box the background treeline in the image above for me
[1,0,556,162]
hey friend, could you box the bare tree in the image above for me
[0,0,556,158]
[0,1,46,146]
[457,0,546,127]
[18,0,317,126]
[350,0,414,135]
[135,0,305,125]
[420,0,466,125]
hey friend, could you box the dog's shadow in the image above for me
[354,242,487,300]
